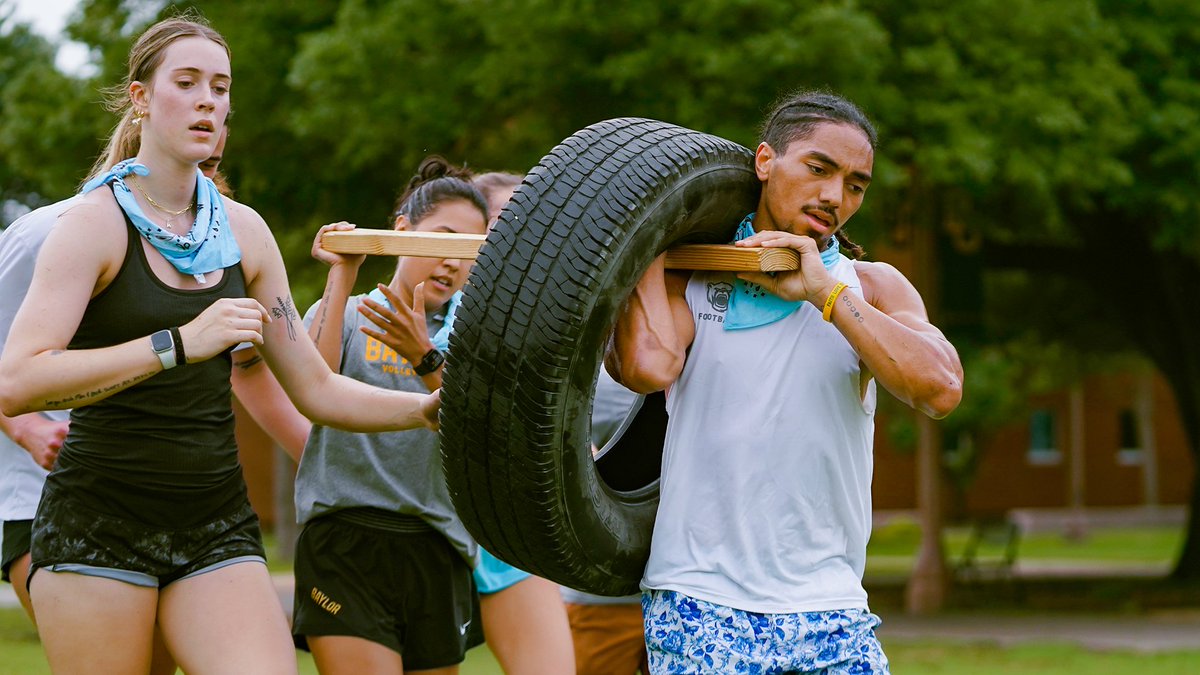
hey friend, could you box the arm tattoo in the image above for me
[232,354,264,371]
[41,371,155,408]
[269,296,299,341]
[839,292,866,324]
[314,282,334,343]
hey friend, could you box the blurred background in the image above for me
[1,1,1198,669]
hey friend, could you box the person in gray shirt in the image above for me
[0,197,80,620]
[290,156,488,673]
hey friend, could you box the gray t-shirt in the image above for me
[0,198,77,524]
[294,293,476,563]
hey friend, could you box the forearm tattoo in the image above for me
[232,353,264,371]
[314,281,335,344]
[270,296,299,341]
[42,371,155,408]
[839,291,866,323]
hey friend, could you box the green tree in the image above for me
[861,0,1200,579]
[0,2,73,209]
[3,0,1198,577]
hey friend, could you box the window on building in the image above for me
[1027,408,1061,465]
[1117,408,1144,466]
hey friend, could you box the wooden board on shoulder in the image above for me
[321,230,800,272]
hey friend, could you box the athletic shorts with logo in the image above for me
[292,509,481,669]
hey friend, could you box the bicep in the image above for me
[241,222,331,394]
[665,270,696,353]
[864,264,944,338]
[858,264,958,385]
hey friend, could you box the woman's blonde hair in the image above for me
[82,13,230,187]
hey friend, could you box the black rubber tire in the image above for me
[440,118,760,595]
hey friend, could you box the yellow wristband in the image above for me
[821,282,848,322]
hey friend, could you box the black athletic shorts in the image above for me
[29,483,266,588]
[292,509,481,670]
[1,519,33,583]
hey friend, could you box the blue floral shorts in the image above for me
[642,589,890,674]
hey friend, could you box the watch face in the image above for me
[415,348,445,375]
[151,330,173,352]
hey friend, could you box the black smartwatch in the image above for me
[150,329,177,370]
[413,348,445,376]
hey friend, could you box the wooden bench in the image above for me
[954,505,1184,583]
[1006,505,1185,536]
[953,517,1021,582]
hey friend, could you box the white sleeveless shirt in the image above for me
[641,255,877,613]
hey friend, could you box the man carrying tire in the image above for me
[608,90,963,674]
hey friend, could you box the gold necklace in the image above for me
[131,179,194,231]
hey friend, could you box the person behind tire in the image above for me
[560,367,648,675]
[470,171,577,675]
[0,15,438,674]
[291,156,489,675]
[608,90,964,673]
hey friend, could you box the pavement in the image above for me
[876,609,1200,653]
[4,570,1199,654]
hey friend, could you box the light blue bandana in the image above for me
[367,287,460,351]
[724,213,842,331]
[81,158,240,283]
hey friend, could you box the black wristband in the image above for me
[413,348,445,376]
[169,327,187,365]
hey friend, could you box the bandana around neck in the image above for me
[724,213,842,331]
[367,287,460,352]
[81,158,241,284]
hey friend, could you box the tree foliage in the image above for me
[1,0,1198,575]
[0,2,74,204]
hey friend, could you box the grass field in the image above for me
[3,604,1199,675]
[864,521,1183,578]
[2,524,1194,673]
[0,605,504,674]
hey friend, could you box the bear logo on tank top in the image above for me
[706,281,732,312]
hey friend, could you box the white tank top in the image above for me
[641,255,877,613]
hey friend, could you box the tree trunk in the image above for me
[1153,349,1200,579]
[1174,461,1200,579]
[906,415,947,614]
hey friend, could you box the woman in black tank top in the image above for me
[0,16,439,675]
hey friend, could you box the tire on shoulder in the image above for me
[440,118,759,595]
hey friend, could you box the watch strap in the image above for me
[413,348,445,376]
[169,327,187,365]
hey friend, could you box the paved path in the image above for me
[877,609,1200,653]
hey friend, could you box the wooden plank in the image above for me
[322,229,800,272]
[662,244,799,272]
[322,230,486,260]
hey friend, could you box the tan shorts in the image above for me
[566,602,648,675]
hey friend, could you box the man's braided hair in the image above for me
[759,90,877,260]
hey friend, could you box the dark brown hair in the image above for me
[760,90,875,259]
[392,155,487,226]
